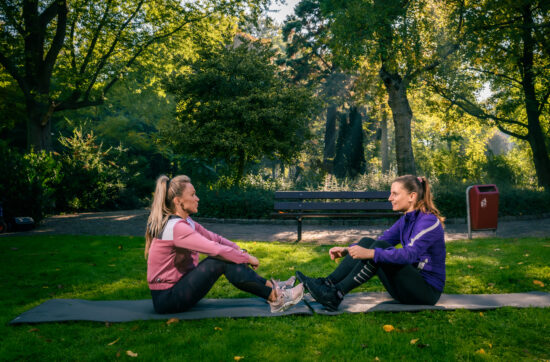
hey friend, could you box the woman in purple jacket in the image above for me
[145,175,304,314]
[296,175,445,311]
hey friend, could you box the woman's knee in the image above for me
[357,237,390,249]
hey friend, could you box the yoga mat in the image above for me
[10,297,312,324]
[304,291,550,315]
[10,292,550,324]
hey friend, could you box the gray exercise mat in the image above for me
[10,297,312,324]
[10,292,550,324]
[304,291,550,315]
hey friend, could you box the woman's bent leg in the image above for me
[326,237,381,284]
[224,262,272,299]
[151,257,227,313]
[377,264,441,305]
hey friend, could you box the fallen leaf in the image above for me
[467,265,474,269]
[487,283,495,287]
[493,248,500,251]
[116,351,121,358]
[126,350,138,357]
[131,325,139,331]
[118,245,123,250]
[383,325,395,332]
[108,264,116,267]
[214,326,223,331]
[234,356,244,360]
[410,339,419,345]
[533,280,545,287]
[28,328,39,333]
[375,358,380,361]
[476,348,486,354]
[524,254,529,257]
[479,312,484,317]
[166,318,179,325]
[107,337,120,346]
[517,262,524,265]
[288,266,295,270]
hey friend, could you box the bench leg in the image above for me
[297,217,302,242]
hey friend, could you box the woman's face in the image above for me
[175,183,200,216]
[389,181,417,213]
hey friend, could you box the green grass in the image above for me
[1,235,549,360]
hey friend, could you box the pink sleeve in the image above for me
[173,222,249,264]
[194,221,240,250]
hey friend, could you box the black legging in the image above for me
[327,237,441,305]
[151,257,272,313]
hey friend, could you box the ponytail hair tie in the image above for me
[417,177,423,183]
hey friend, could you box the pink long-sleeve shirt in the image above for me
[147,217,250,290]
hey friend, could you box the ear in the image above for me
[408,191,417,203]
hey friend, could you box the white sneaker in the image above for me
[275,276,296,290]
[269,281,304,313]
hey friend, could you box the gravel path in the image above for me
[2,209,550,244]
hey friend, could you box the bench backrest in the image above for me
[273,191,395,213]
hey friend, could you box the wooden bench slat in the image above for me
[274,201,393,211]
[272,212,400,218]
[274,191,390,199]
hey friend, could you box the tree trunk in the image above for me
[380,104,390,173]
[25,97,53,150]
[323,104,337,173]
[520,4,550,190]
[348,106,366,177]
[379,67,416,175]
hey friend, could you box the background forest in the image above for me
[1,0,550,223]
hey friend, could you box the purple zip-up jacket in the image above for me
[374,210,446,291]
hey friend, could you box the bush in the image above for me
[0,142,60,223]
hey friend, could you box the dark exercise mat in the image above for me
[10,297,312,324]
[304,291,550,315]
[10,292,550,324]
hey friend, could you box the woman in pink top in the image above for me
[145,174,304,313]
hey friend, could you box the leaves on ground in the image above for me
[107,337,120,346]
[533,280,545,287]
[382,325,395,332]
[126,350,138,357]
[166,318,179,325]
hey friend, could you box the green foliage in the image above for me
[0,235,548,360]
[54,127,135,211]
[0,142,60,222]
[163,36,319,185]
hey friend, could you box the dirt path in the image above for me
[2,209,550,243]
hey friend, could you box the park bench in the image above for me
[272,191,401,241]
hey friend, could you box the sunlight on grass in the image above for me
[0,235,549,360]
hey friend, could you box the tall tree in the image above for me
[163,36,319,185]
[431,0,550,190]
[318,0,464,175]
[0,0,248,150]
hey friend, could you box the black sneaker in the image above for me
[296,271,343,311]
[306,277,344,311]
[295,271,326,293]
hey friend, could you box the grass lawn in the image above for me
[1,235,549,360]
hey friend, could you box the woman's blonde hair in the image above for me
[145,174,191,257]
[393,175,445,225]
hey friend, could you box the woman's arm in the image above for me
[173,222,249,264]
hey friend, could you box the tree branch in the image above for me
[83,0,146,100]
[43,0,67,80]
[465,67,523,86]
[0,51,28,95]
[78,0,113,77]
[431,82,529,140]
[538,87,550,116]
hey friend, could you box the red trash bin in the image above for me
[466,184,499,239]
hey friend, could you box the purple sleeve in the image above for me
[374,216,442,265]
[377,218,402,246]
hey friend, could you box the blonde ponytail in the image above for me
[145,174,191,258]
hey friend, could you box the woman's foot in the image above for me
[296,271,343,311]
[275,275,296,289]
[269,280,304,313]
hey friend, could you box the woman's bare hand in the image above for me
[248,255,260,269]
[329,247,348,260]
[348,245,375,260]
